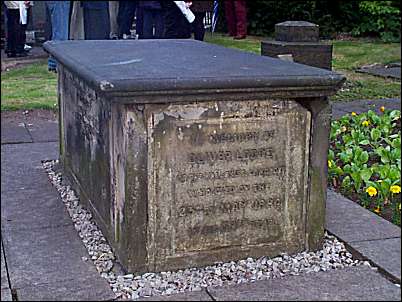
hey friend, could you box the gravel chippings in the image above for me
[43,159,373,301]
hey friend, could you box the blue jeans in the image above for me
[46,1,70,70]
[46,1,70,41]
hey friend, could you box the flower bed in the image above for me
[328,107,401,226]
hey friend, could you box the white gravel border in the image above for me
[43,159,373,300]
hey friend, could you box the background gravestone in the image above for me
[261,21,333,70]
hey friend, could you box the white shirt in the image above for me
[4,1,22,9]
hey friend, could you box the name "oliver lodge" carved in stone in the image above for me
[188,147,274,165]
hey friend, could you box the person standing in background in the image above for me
[4,1,30,57]
[45,1,70,71]
[224,0,247,39]
[81,1,110,40]
[117,1,136,39]
[138,1,164,39]
[190,0,212,41]
[161,1,192,39]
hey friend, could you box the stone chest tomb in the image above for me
[44,40,345,273]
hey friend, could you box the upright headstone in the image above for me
[44,40,345,273]
[262,21,333,70]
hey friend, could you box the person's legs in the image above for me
[6,9,21,56]
[234,0,247,39]
[142,9,153,39]
[135,5,144,38]
[109,1,119,39]
[153,10,164,39]
[83,5,110,40]
[224,0,236,36]
[193,12,206,41]
[47,1,70,41]
[118,1,136,38]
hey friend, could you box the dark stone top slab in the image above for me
[43,40,344,100]
[275,21,319,42]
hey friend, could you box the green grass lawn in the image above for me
[1,60,57,111]
[1,35,400,111]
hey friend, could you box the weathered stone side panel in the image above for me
[297,98,331,250]
[109,104,149,272]
[145,100,311,271]
[59,66,112,230]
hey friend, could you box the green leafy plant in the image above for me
[328,108,401,225]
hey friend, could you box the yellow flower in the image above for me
[380,106,385,113]
[341,126,347,132]
[366,186,377,197]
[351,112,357,116]
[328,160,332,168]
[362,120,370,127]
[399,204,401,211]
[374,207,381,214]
[390,185,401,194]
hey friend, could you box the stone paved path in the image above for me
[1,99,401,301]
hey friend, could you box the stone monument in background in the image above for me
[261,21,333,70]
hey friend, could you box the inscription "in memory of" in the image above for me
[210,130,275,144]
[188,147,274,165]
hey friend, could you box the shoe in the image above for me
[233,35,246,40]
[24,44,32,51]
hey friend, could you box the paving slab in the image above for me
[0,124,32,144]
[2,224,109,292]
[331,98,401,119]
[1,142,58,165]
[351,237,401,282]
[1,289,13,301]
[26,120,59,143]
[137,290,213,301]
[1,188,72,231]
[1,142,58,193]
[326,189,401,242]
[16,276,115,301]
[207,266,401,301]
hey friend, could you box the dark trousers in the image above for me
[5,8,25,54]
[224,0,247,37]
[83,5,110,40]
[192,12,206,41]
[136,6,143,38]
[142,9,164,39]
[117,1,137,37]
[163,2,191,39]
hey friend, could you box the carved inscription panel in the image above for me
[149,100,311,257]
